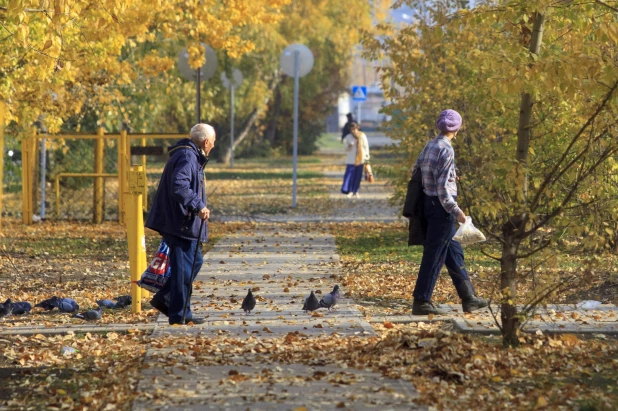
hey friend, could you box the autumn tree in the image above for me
[365,0,618,346]
[0,0,287,134]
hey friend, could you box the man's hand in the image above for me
[198,207,210,221]
[457,211,466,224]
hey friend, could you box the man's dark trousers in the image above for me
[413,195,475,301]
[154,233,203,324]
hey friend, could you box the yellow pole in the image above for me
[0,101,5,230]
[93,127,105,223]
[140,137,147,211]
[127,165,149,313]
[118,130,127,225]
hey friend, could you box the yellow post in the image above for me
[93,127,105,223]
[126,165,148,313]
[21,130,35,225]
[140,137,147,211]
[118,130,127,225]
[0,101,5,230]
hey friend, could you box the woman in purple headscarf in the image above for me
[409,109,488,316]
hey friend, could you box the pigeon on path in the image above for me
[35,297,79,313]
[12,302,32,315]
[241,289,256,314]
[318,285,340,311]
[302,291,320,313]
[57,298,79,313]
[114,295,132,308]
[0,299,13,317]
[73,307,103,321]
[35,296,61,311]
[96,299,116,309]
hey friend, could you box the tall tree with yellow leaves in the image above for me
[366,0,618,346]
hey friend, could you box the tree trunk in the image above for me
[501,12,546,347]
[516,12,545,199]
[265,86,282,145]
[221,75,282,165]
[500,239,520,347]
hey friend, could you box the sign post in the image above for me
[351,85,367,126]
[178,44,218,124]
[280,44,314,208]
[221,69,244,168]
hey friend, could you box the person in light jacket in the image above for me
[341,122,370,198]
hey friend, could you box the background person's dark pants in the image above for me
[413,196,475,301]
[154,234,203,324]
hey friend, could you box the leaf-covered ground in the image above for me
[2,150,618,410]
[332,221,618,317]
[1,326,616,410]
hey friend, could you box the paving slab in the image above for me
[133,228,422,410]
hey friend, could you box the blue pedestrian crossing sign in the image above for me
[351,86,367,101]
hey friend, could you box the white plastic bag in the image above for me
[576,300,602,310]
[453,216,486,245]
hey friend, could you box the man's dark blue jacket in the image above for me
[146,139,208,242]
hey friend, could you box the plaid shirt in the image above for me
[413,135,462,218]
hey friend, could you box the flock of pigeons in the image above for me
[0,295,132,321]
[0,285,341,321]
[241,285,341,314]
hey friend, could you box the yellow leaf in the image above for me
[535,396,548,408]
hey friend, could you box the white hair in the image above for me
[190,123,215,144]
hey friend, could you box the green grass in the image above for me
[202,170,324,180]
[335,224,501,270]
[317,133,343,150]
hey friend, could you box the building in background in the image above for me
[329,3,414,132]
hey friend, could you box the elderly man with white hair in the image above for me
[146,123,216,325]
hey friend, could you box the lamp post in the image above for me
[221,69,243,168]
[177,44,218,124]
[279,44,314,208]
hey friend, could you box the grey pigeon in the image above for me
[241,289,256,314]
[35,296,61,311]
[114,295,132,308]
[57,298,79,313]
[0,299,13,317]
[318,285,340,311]
[12,302,32,315]
[96,299,116,309]
[302,291,320,313]
[74,307,103,321]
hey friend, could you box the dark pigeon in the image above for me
[35,296,61,311]
[302,291,320,313]
[73,307,103,321]
[57,298,79,313]
[12,302,32,315]
[96,299,116,309]
[241,289,256,314]
[0,299,13,317]
[318,285,341,311]
[113,295,132,308]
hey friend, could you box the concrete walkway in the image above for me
[132,228,423,410]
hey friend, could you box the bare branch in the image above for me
[0,6,51,13]
[596,0,618,12]
[529,79,618,212]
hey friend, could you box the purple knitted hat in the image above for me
[436,109,462,132]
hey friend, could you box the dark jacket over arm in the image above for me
[403,167,426,246]
[145,139,208,242]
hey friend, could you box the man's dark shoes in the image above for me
[169,316,206,325]
[412,300,447,315]
[150,297,169,317]
[462,296,488,313]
